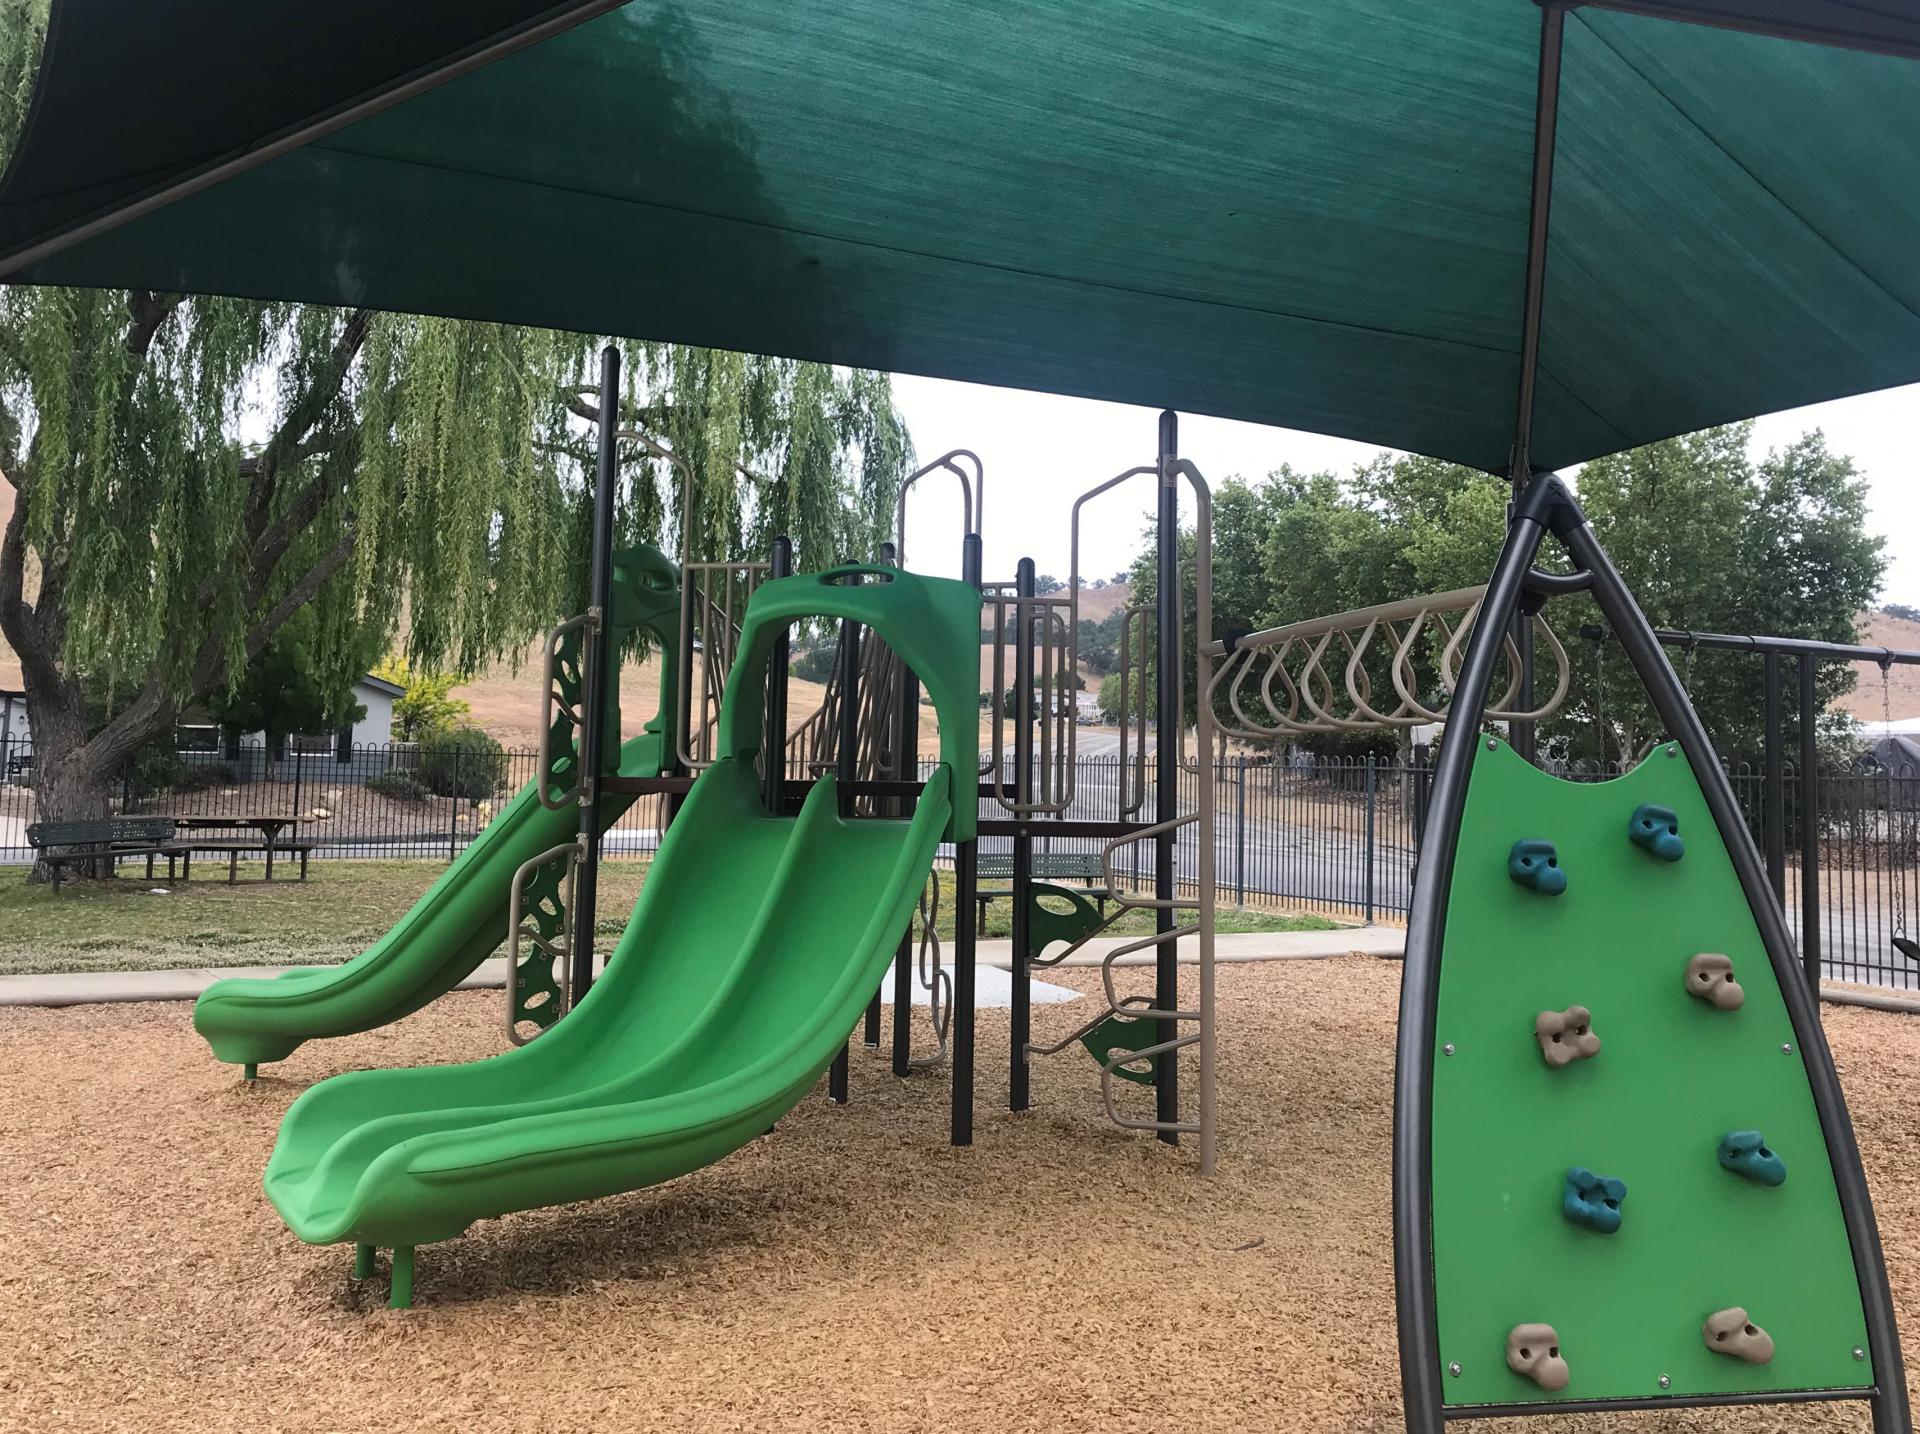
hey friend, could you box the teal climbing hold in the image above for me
[1718,1130,1787,1187]
[1508,840,1567,895]
[1562,1167,1627,1233]
[1628,803,1685,861]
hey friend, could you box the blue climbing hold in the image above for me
[1509,840,1567,895]
[1718,1130,1787,1187]
[1629,803,1685,861]
[1563,1167,1627,1234]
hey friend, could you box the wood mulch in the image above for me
[1,957,1914,1433]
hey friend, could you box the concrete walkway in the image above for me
[0,925,1406,1009]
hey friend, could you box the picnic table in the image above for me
[167,816,314,883]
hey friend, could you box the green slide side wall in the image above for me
[193,544,681,1067]
[1432,738,1870,1406]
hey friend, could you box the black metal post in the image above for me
[1154,409,1180,1144]
[1009,557,1035,1113]
[1800,653,1822,989]
[1763,651,1786,903]
[951,530,982,1147]
[763,536,792,814]
[1364,754,1377,923]
[1236,754,1248,904]
[1505,3,1565,767]
[881,540,917,1078]
[570,344,621,1006]
[829,617,861,1104]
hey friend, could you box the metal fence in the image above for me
[0,737,671,866]
[6,734,1919,989]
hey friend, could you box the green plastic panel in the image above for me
[1431,738,1870,1407]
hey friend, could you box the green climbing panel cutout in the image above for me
[1431,738,1871,1407]
[1079,1008,1157,1086]
[1029,882,1106,960]
[509,847,571,1036]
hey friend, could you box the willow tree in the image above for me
[1,294,909,842]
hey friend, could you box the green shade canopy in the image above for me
[3,1,1918,473]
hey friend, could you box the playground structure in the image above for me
[190,361,1223,1296]
[5,2,1920,1430]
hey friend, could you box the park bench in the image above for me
[25,817,179,891]
[973,852,1114,926]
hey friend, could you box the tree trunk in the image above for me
[23,688,113,884]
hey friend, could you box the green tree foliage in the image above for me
[1562,427,1880,760]
[373,658,472,743]
[1106,428,1884,763]
[209,622,369,753]
[0,6,911,857]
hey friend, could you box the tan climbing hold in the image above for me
[1534,1006,1600,1068]
[1505,1323,1569,1391]
[1685,953,1744,1011]
[1703,1307,1774,1364]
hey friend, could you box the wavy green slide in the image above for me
[257,564,981,1304]
[194,545,682,1070]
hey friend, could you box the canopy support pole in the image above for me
[1506,1,1569,763]
[569,343,620,1006]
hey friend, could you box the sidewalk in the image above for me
[0,926,1407,1008]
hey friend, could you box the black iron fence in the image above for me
[0,737,672,866]
[5,735,1918,989]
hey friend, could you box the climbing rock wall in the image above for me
[1429,737,1872,1407]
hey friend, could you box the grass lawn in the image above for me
[0,857,1340,976]
[0,859,651,976]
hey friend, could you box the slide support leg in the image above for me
[389,1247,415,1309]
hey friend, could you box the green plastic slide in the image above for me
[193,545,681,1069]
[257,564,982,1296]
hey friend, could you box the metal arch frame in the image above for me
[1392,473,1908,1433]
[894,449,984,569]
[1013,436,1216,1173]
[650,429,769,774]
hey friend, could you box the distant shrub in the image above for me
[419,725,507,801]
[366,768,430,803]
[173,760,239,793]
[119,747,186,802]
[791,645,838,684]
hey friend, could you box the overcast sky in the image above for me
[892,375,1920,608]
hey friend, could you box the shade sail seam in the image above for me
[307,139,1524,364]
[1585,0,1920,63]
[1533,357,1638,452]
[0,0,627,281]
[1575,11,1920,331]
